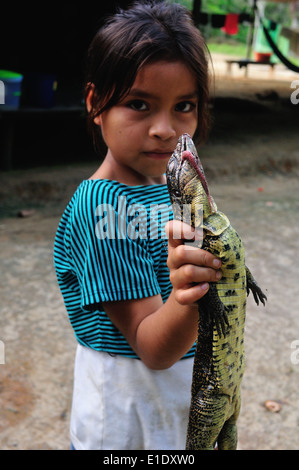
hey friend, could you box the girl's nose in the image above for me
[149,113,176,140]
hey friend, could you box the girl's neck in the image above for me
[89,158,166,186]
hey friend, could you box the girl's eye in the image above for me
[175,101,196,113]
[128,100,148,111]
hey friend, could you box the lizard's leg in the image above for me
[186,392,230,450]
[217,392,241,450]
[197,283,230,338]
[245,266,267,306]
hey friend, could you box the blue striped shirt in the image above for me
[54,179,196,360]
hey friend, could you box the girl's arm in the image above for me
[102,220,222,370]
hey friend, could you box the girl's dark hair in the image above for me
[85,1,211,154]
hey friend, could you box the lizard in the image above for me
[166,133,267,450]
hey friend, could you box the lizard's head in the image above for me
[166,134,217,218]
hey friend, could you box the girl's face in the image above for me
[94,60,199,185]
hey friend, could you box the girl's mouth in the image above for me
[144,151,173,160]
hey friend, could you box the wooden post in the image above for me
[192,0,202,25]
[246,0,257,60]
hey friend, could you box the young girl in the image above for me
[54,1,222,450]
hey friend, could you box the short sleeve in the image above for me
[71,182,161,311]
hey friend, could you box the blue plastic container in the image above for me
[0,70,23,108]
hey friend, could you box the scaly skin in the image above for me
[166,134,267,450]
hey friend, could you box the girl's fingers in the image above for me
[165,220,221,270]
[169,262,222,290]
[165,220,222,305]
[168,244,221,271]
[174,282,210,305]
[165,220,202,248]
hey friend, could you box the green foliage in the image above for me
[207,41,247,56]
[167,0,252,44]
[264,2,291,25]
[167,0,292,22]
[201,0,250,15]
[167,0,295,60]
[167,0,193,9]
[167,0,251,14]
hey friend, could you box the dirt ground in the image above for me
[0,56,299,450]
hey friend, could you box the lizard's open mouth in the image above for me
[181,145,216,214]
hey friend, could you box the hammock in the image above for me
[260,18,299,73]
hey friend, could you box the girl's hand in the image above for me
[102,220,222,370]
[165,220,222,306]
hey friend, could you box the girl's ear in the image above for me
[85,83,102,126]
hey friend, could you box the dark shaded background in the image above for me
[0,1,140,168]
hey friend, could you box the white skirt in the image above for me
[70,344,194,450]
